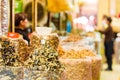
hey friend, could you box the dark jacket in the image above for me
[100,26,114,42]
[15,28,30,43]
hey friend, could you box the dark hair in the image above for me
[103,15,107,19]
[15,13,27,26]
[107,17,112,24]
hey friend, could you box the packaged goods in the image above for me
[60,58,92,80]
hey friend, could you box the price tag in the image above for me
[41,39,46,44]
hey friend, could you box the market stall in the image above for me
[0,0,102,80]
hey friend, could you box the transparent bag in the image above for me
[60,58,92,80]
[0,66,24,80]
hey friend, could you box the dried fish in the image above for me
[28,33,64,79]
[0,37,21,66]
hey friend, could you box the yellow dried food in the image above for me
[62,35,82,42]
[58,46,96,59]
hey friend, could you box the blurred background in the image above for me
[1,0,120,80]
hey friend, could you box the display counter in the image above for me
[0,32,102,80]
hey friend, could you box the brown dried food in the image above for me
[14,39,33,62]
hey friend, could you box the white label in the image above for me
[41,39,46,44]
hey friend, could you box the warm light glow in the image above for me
[83,0,98,3]
[89,16,95,21]
[73,16,88,25]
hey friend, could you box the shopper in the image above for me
[100,16,114,71]
[15,13,32,44]
[102,15,108,31]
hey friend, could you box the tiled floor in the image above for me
[100,64,120,80]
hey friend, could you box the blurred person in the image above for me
[100,16,114,71]
[15,13,32,44]
[102,15,108,30]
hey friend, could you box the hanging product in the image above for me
[1,0,8,34]
[0,0,1,35]
[47,0,73,12]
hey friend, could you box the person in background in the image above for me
[102,15,108,30]
[100,16,114,71]
[15,13,32,44]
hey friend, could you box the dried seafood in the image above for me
[0,37,21,66]
[27,34,64,79]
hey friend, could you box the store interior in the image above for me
[0,0,120,80]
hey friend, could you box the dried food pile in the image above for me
[0,33,64,80]
[58,35,102,80]
[0,33,102,80]
[0,37,22,66]
[27,33,64,80]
